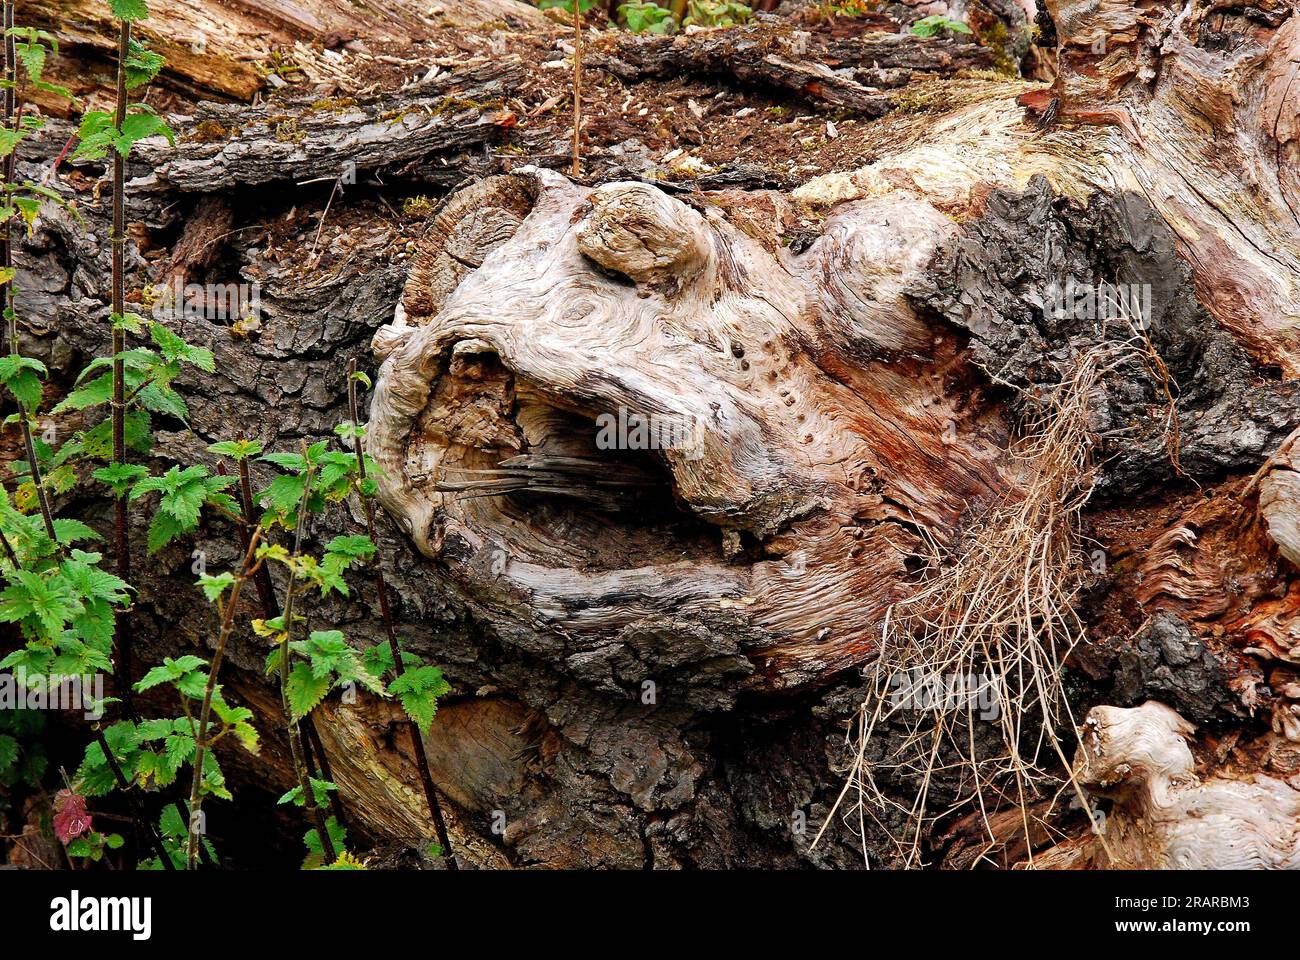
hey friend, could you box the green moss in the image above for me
[274,116,303,144]
[309,97,359,112]
[402,195,437,218]
[977,20,1018,77]
[429,95,505,118]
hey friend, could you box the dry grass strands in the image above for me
[815,341,1156,868]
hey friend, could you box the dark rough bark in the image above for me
[910,174,1300,501]
[134,60,529,193]
[7,0,1300,871]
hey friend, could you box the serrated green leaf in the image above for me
[388,665,450,734]
[285,662,330,719]
[260,472,307,517]
[108,0,150,23]
[145,510,188,553]
[207,438,263,461]
[51,372,112,414]
[197,571,235,602]
[51,519,101,545]
[92,462,149,496]
[124,38,165,89]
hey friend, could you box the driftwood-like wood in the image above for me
[8,0,1300,870]
[134,59,527,192]
[369,168,1011,694]
[592,22,1000,116]
[1073,701,1300,869]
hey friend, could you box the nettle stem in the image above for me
[185,527,263,870]
[94,726,172,868]
[233,458,279,620]
[220,458,348,829]
[110,18,133,700]
[3,0,15,350]
[278,456,336,865]
[0,3,56,544]
[348,359,456,868]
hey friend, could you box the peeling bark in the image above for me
[591,23,1000,116]
[6,0,1300,870]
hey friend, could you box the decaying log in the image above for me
[368,167,1011,695]
[22,0,549,105]
[348,0,1300,865]
[134,59,528,193]
[592,21,1001,116]
[9,0,1300,869]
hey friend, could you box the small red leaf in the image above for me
[53,789,92,843]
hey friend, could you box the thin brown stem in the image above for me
[348,359,456,868]
[18,416,57,541]
[93,726,172,869]
[110,18,133,707]
[0,6,54,545]
[571,3,583,179]
[185,527,263,869]
[300,718,345,828]
[234,458,279,617]
[222,457,347,829]
[3,0,16,351]
[277,453,336,865]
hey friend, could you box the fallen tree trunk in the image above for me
[6,0,1300,870]
[135,59,528,192]
[591,21,1001,116]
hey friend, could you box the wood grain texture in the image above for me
[22,0,548,102]
[1075,701,1300,869]
[12,0,1300,868]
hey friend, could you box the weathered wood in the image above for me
[21,0,549,104]
[9,0,1300,870]
[350,0,1300,866]
[369,168,1011,695]
[592,20,999,115]
[1073,701,1300,869]
[133,59,528,192]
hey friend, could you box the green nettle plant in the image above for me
[910,14,972,37]
[0,0,162,869]
[344,362,454,864]
[617,1,675,33]
[252,441,387,867]
[206,411,454,869]
[0,0,241,870]
[1,0,457,871]
[71,0,174,705]
[682,0,751,27]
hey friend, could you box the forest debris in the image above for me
[135,59,528,191]
[591,21,997,116]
